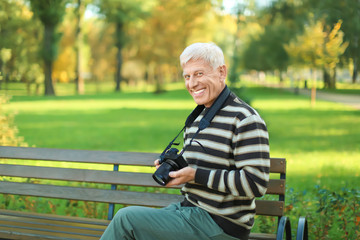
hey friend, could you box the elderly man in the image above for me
[100,42,270,240]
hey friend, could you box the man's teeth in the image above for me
[194,89,205,94]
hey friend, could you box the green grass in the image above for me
[247,87,360,192]
[5,90,195,152]
[4,83,359,192]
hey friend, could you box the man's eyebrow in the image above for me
[183,68,204,76]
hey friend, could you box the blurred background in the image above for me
[0,0,359,239]
[0,0,359,95]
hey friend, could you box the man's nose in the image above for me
[188,75,198,88]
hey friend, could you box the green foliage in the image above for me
[243,23,290,72]
[30,0,67,62]
[30,0,67,27]
[285,187,360,239]
[30,0,68,95]
[0,95,27,146]
[309,0,360,76]
[252,187,360,239]
[0,0,42,89]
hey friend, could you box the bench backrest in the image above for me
[0,146,285,220]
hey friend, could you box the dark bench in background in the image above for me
[0,146,307,240]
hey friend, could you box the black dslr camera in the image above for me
[152,148,188,186]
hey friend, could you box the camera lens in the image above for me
[153,174,166,186]
[152,160,179,186]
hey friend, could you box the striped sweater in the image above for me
[182,92,270,233]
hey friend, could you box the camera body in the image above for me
[152,148,188,186]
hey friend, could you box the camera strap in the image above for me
[183,85,231,152]
[160,85,231,162]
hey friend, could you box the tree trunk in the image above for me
[43,24,55,96]
[323,68,330,88]
[0,60,3,90]
[279,70,283,82]
[352,57,358,84]
[115,46,122,91]
[329,68,336,89]
[154,64,164,93]
[311,68,316,107]
[229,3,242,87]
[115,22,124,92]
[75,0,84,95]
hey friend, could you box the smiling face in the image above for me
[183,59,227,108]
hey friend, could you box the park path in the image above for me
[257,81,360,110]
[295,88,360,110]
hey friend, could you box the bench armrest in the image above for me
[296,216,308,240]
[276,216,292,240]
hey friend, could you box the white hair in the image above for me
[180,42,225,69]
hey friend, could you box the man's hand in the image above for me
[154,159,160,169]
[166,167,196,187]
[154,160,195,186]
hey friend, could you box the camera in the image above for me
[152,148,188,186]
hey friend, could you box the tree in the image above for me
[242,0,307,81]
[322,21,348,88]
[285,19,324,106]
[285,19,347,106]
[228,1,245,87]
[74,0,86,94]
[243,23,290,80]
[30,0,67,96]
[306,0,360,83]
[86,19,117,87]
[96,0,152,92]
[0,0,43,93]
[134,0,211,92]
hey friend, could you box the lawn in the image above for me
[4,83,359,190]
[2,82,360,238]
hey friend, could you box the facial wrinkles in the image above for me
[184,64,216,90]
[183,60,224,107]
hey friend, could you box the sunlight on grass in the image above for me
[3,84,360,192]
[4,99,195,113]
[248,89,360,191]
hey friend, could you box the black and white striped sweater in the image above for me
[182,92,270,233]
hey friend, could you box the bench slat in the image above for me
[269,158,286,174]
[0,209,108,240]
[0,164,181,188]
[0,182,183,208]
[0,226,100,240]
[0,181,282,216]
[266,179,285,195]
[0,164,283,194]
[0,147,284,173]
[0,164,181,189]
[249,233,276,240]
[0,209,109,226]
[0,221,102,237]
[0,146,158,166]
[255,200,284,216]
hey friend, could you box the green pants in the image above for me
[100,202,244,240]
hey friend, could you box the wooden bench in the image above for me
[0,146,308,240]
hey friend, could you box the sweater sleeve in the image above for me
[194,114,270,198]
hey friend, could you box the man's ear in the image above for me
[219,65,227,81]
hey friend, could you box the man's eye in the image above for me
[184,75,190,80]
[197,72,203,77]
